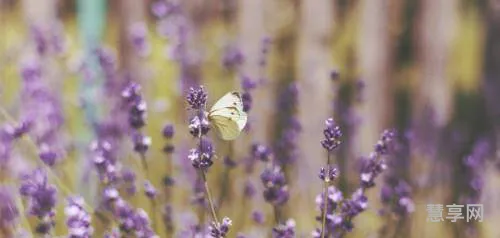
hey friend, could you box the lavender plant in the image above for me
[313,123,396,237]
[186,86,232,237]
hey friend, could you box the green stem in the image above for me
[321,152,331,238]
[140,154,158,232]
[200,169,220,226]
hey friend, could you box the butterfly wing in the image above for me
[210,92,244,112]
[209,92,247,140]
[210,114,241,140]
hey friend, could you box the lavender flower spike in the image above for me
[65,196,93,238]
[209,217,232,237]
[186,86,208,110]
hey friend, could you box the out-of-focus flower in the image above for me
[251,143,272,162]
[260,165,289,206]
[0,186,19,231]
[272,219,296,238]
[209,217,232,238]
[252,210,264,224]
[222,44,244,70]
[162,124,175,139]
[91,140,119,183]
[19,169,57,234]
[144,180,157,199]
[65,196,93,238]
[129,22,151,57]
[133,133,152,156]
[274,83,300,165]
[122,168,137,195]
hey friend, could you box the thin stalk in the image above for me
[0,106,96,213]
[321,152,331,238]
[273,205,281,224]
[196,118,219,228]
[200,169,220,226]
[140,154,158,232]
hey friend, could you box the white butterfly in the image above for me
[208,92,247,140]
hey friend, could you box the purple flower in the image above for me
[39,145,58,166]
[0,186,19,229]
[189,114,210,137]
[251,143,272,162]
[91,140,118,183]
[122,169,137,195]
[252,210,264,224]
[162,124,175,139]
[133,133,152,155]
[274,83,300,165]
[209,217,232,237]
[144,180,157,199]
[318,167,338,182]
[162,205,174,232]
[272,219,296,238]
[129,22,150,57]
[261,165,289,206]
[321,118,342,151]
[222,44,244,70]
[223,156,237,168]
[19,169,57,234]
[315,186,343,217]
[151,1,168,18]
[186,86,208,110]
[244,180,256,197]
[122,83,148,130]
[188,139,215,170]
[65,196,93,237]
[330,70,340,80]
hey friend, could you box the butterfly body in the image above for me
[208,92,247,140]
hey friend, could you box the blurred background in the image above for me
[1,0,500,237]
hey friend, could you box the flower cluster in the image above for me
[186,86,208,110]
[272,219,296,238]
[251,143,273,162]
[20,57,65,167]
[321,118,342,151]
[380,180,415,217]
[275,83,301,165]
[188,114,210,138]
[260,165,289,206]
[360,129,395,189]
[122,82,152,158]
[209,217,232,238]
[188,139,215,170]
[102,188,157,237]
[162,123,175,154]
[462,139,490,204]
[65,196,93,238]
[0,186,19,233]
[91,140,119,183]
[19,169,57,234]
[1,122,30,168]
[129,22,150,57]
[222,44,244,71]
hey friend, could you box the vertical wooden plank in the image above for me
[295,0,335,232]
[482,0,500,236]
[239,0,267,142]
[354,0,393,157]
[411,0,457,237]
[116,0,145,75]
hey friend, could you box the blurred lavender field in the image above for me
[1,0,500,237]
